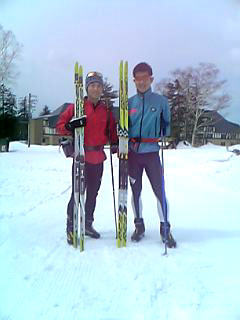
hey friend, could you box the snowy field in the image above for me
[0,141,240,320]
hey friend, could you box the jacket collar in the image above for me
[137,87,152,98]
[85,97,102,109]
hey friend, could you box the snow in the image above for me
[0,142,240,320]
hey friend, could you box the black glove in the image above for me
[65,115,87,132]
[110,144,118,154]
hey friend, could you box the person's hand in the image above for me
[65,115,87,132]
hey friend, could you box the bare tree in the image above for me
[187,63,230,145]
[155,63,230,146]
[0,24,22,85]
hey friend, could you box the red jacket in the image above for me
[56,99,118,164]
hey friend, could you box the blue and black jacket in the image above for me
[128,87,171,153]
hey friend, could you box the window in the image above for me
[207,126,214,132]
[213,133,221,138]
[43,119,48,127]
[43,127,56,135]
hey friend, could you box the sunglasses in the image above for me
[86,71,103,79]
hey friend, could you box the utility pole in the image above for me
[28,93,32,147]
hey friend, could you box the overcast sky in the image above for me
[1,0,240,123]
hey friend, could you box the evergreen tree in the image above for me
[0,83,18,139]
[18,96,29,120]
[39,105,51,116]
[102,78,118,107]
[17,96,29,140]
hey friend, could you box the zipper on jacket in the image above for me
[139,93,145,144]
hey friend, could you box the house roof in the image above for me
[33,103,70,120]
[49,103,70,117]
[204,111,240,134]
[48,103,71,128]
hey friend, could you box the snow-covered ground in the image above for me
[0,142,240,320]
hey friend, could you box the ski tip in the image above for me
[124,62,128,76]
[79,65,83,78]
[75,62,78,71]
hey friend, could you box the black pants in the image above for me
[128,151,168,223]
[67,161,103,231]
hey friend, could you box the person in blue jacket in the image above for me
[128,62,176,248]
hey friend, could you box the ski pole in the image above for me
[160,113,168,255]
[106,99,118,238]
[110,146,117,238]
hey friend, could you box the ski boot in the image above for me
[67,232,74,245]
[131,218,145,242]
[85,221,100,239]
[160,222,177,248]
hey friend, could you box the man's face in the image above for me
[134,71,153,93]
[87,82,103,101]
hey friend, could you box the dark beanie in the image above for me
[85,72,103,91]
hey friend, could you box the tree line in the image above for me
[1,24,231,146]
[0,82,40,141]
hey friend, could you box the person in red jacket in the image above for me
[56,71,118,245]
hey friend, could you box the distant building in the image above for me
[30,103,70,145]
[196,111,240,146]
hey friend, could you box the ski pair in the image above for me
[117,60,128,248]
[72,61,128,251]
[73,62,85,251]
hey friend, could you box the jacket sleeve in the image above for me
[56,104,74,136]
[162,97,171,136]
[109,111,118,144]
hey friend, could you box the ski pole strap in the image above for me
[84,145,104,151]
[130,137,161,143]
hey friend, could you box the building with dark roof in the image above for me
[196,110,240,146]
[29,103,71,145]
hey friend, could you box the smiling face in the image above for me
[134,71,153,93]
